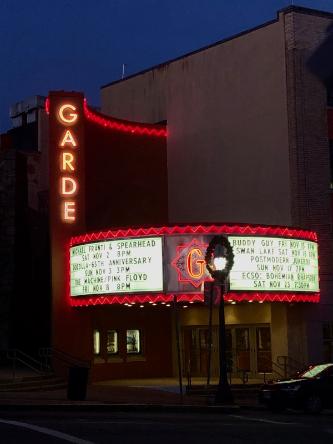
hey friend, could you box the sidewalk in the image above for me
[0,377,259,411]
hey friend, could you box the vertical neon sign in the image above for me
[58,103,79,222]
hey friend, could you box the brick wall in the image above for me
[0,147,15,349]
[283,8,333,361]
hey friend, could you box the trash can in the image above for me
[67,366,89,401]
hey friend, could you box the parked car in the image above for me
[259,363,333,413]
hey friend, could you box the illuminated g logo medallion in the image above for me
[171,239,210,288]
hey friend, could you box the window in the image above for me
[107,330,118,354]
[323,322,333,362]
[93,329,100,355]
[126,329,141,354]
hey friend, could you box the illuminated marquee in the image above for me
[229,236,319,292]
[70,236,164,296]
[68,225,320,306]
[58,103,79,222]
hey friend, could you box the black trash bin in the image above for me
[67,366,89,401]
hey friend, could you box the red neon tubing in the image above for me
[69,292,320,307]
[70,223,317,246]
[45,97,50,115]
[83,100,167,137]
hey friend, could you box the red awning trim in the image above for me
[69,292,320,307]
[70,224,317,246]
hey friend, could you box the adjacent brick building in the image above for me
[0,97,50,353]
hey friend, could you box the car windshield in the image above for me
[300,363,333,378]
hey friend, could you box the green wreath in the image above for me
[205,235,234,282]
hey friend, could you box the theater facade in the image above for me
[48,91,321,381]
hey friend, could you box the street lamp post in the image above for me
[205,235,234,404]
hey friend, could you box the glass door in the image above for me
[231,325,272,378]
[183,324,272,379]
[198,328,209,375]
[255,326,272,373]
[234,327,251,373]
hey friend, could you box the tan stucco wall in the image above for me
[178,303,270,326]
[102,18,291,226]
[270,304,288,364]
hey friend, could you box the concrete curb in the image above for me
[0,402,242,413]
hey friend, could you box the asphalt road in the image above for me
[0,409,333,443]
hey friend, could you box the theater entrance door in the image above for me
[182,324,272,379]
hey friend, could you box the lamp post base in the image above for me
[214,384,234,405]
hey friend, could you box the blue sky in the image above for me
[1,0,333,131]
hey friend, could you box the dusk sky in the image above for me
[1,0,333,131]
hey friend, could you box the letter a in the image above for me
[60,130,77,147]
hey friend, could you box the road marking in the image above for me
[0,418,95,444]
[79,420,252,426]
[229,415,300,426]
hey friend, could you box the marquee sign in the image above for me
[229,236,318,292]
[68,225,320,305]
[47,92,86,230]
[70,236,163,296]
[57,103,79,223]
[170,236,319,293]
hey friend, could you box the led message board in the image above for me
[70,237,163,296]
[229,236,319,292]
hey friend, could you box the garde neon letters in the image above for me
[58,102,79,222]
